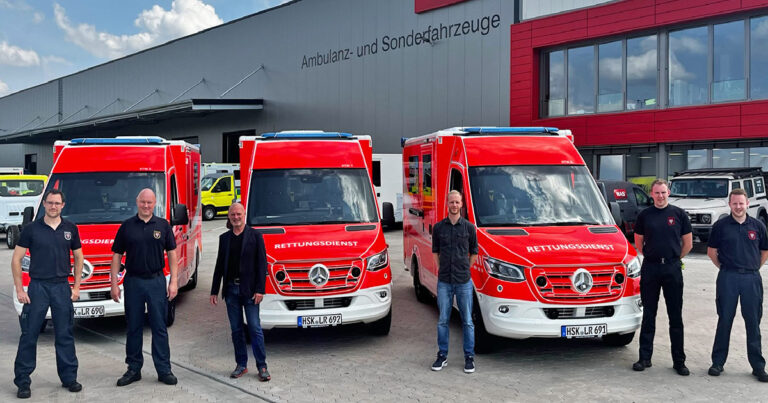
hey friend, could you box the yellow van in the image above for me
[200,173,239,220]
[1,174,47,248]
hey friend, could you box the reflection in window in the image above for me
[568,46,595,114]
[599,155,623,180]
[713,148,746,168]
[713,21,745,102]
[547,50,565,116]
[687,149,708,169]
[422,154,432,196]
[749,147,768,170]
[598,41,623,112]
[751,16,768,99]
[626,152,656,181]
[407,156,418,194]
[669,26,708,106]
[668,150,687,177]
[627,35,658,110]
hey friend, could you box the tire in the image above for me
[603,332,635,347]
[368,308,392,336]
[471,293,495,354]
[382,203,395,227]
[180,249,199,292]
[6,225,19,249]
[202,205,216,221]
[166,298,176,327]
[412,259,432,304]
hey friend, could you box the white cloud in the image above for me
[42,55,70,66]
[54,0,223,59]
[0,0,31,11]
[33,11,44,23]
[0,79,9,96]
[0,40,40,66]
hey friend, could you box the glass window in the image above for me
[0,179,45,197]
[372,161,381,187]
[744,179,754,198]
[713,21,745,102]
[627,35,658,110]
[568,46,595,114]
[626,152,656,182]
[668,150,686,177]
[750,147,768,170]
[687,149,708,169]
[756,177,764,194]
[599,155,623,180]
[713,148,746,168]
[751,16,768,99]
[598,41,623,112]
[634,187,650,206]
[546,50,565,116]
[407,156,418,194]
[669,26,708,106]
[732,181,741,191]
[670,178,729,197]
[422,154,432,196]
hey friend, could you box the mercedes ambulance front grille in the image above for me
[86,291,111,301]
[532,266,624,303]
[272,260,362,295]
[543,306,615,319]
[68,263,117,290]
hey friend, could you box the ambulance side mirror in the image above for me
[609,201,622,225]
[171,203,189,226]
[22,206,34,228]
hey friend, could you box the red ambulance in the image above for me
[14,137,202,326]
[239,131,392,334]
[402,127,641,351]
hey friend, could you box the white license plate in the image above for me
[561,323,607,338]
[298,314,342,328]
[74,305,105,318]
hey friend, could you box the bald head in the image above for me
[228,202,246,232]
[136,188,157,221]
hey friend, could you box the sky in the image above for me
[0,0,289,97]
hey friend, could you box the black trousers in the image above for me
[711,269,765,371]
[638,260,686,364]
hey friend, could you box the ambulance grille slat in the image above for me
[276,260,363,295]
[533,265,623,303]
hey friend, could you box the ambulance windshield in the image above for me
[40,172,166,224]
[469,165,612,227]
[247,168,378,226]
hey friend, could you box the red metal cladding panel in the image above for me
[253,140,367,170]
[414,0,468,13]
[53,146,166,173]
[462,136,584,166]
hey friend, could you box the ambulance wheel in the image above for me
[6,225,19,249]
[603,332,635,347]
[472,294,495,354]
[381,203,395,227]
[202,205,216,221]
[368,308,392,336]
[412,260,432,304]
[166,299,176,327]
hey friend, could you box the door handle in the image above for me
[408,207,423,217]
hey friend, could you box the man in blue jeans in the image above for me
[431,190,478,373]
[210,203,270,381]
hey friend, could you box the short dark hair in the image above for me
[729,188,747,202]
[43,189,65,203]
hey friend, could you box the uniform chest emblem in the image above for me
[667,217,675,226]
[64,231,72,240]
[153,230,161,239]
[748,230,757,240]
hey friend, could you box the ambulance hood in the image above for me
[479,225,633,266]
[76,224,121,264]
[258,224,383,262]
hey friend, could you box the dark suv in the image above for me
[597,180,652,237]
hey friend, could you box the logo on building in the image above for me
[570,268,593,294]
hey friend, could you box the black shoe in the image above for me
[431,354,447,371]
[632,359,652,371]
[116,370,141,386]
[464,356,475,373]
[257,367,271,382]
[753,370,768,382]
[16,386,30,399]
[230,365,248,378]
[158,373,178,385]
[673,363,690,376]
[62,381,82,392]
[708,365,724,376]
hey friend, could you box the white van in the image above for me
[372,154,402,227]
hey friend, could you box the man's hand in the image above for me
[210,295,218,306]
[167,282,178,301]
[71,286,80,302]
[110,284,121,302]
[16,289,30,304]
[254,293,264,304]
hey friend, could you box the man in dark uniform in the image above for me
[707,188,768,382]
[11,189,84,398]
[210,203,271,381]
[110,188,179,386]
[633,178,692,375]
[431,190,478,374]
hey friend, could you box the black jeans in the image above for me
[638,260,686,364]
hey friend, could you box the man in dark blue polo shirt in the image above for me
[707,188,768,382]
[11,189,84,399]
[633,178,692,376]
[431,190,478,374]
[110,188,178,387]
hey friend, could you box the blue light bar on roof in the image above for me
[261,131,353,139]
[69,137,165,145]
[462,127,559,134]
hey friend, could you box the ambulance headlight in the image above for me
[483,257,525,282]
[366,249,389,271]
[626,257,641,278]
[21,256,30,272]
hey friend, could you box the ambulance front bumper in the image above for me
[13,286,126,319]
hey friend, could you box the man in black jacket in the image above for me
[210,203,270,381]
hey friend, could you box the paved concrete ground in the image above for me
[1,220,767,402]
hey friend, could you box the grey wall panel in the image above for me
[522,0,614,20]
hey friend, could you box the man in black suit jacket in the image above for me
[210,203,270,381]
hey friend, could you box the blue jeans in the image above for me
[224,283,267,369]
[124,274,171,375]
[437,280,474,357]
[14,280,78,388]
